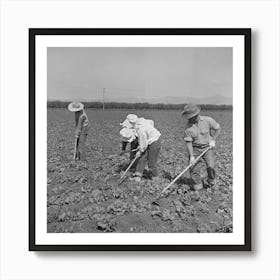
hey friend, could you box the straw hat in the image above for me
[120,128,135,142]
[120,119,132,128]
[182,104,200,119]
[126,114,138,123]
[68,102,84,112]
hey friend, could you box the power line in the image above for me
[102,88,105,110]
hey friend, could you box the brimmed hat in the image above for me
[120,119,132,128]
[68,102,84,112]
[126,114,138,123]
[182,104,200,119]
[120,128,136,142]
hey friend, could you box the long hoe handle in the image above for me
[73,137,78,161]
[118,155,139,185]
[152,146,211,204]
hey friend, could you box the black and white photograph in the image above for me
[29,29,251,250]
[47,47,232,233]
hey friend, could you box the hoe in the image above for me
[73,137,79,161]
[152,146,211,205]
[118,153,140,185]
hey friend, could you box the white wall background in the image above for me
[0,0,279,279]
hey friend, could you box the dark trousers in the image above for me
[130,139,139,172]
[130,139,139,160]
[190,147,216,185]
[135,138,161,177]
[77,132,88,161]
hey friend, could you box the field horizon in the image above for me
[47,101,232,111]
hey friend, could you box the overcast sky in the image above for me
[47,47,232,102]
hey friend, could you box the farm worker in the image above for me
[119,114,139,160]
[68,101,89,161]
[182,104,221,190]
[128,116,161,182]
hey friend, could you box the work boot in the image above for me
[129,174,142,182]
[203,179,215,188]
[193,183,203,191]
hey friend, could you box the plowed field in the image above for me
[47,109,232,233]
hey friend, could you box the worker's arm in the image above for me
[122,141,128,151]
[212,126,221,140]
[209,119,221,147]
[136,128,148,156]
[186,141,195,164]
[184,128,195,164]
[119,141,128,155]
[186,141,193,157]
[76,115,85,137]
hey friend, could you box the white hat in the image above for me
[120,128,136,142]
[68,102,84,112]
[120,119,132,128]
[126,114,138,123]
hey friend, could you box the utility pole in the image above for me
[102,88,105,110]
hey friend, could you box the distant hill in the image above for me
[143,95,232,105]
[98,95,232,105]
[47,101,232,110]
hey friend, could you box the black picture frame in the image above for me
[29,28,251,251]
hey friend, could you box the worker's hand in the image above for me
[209,140,216,148]
[136,151,141,158]
[190,156,195,165]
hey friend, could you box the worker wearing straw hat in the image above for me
[182,104,221,190]
[119,114,139,172]
[68,102,89,161]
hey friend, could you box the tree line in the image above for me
[47,101,232,111]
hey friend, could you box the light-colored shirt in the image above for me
[184,116,220,148]
[76,111,89,136]
[136,119,161,152]
[137,118,154,127]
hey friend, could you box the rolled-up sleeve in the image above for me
[183,129,193,142]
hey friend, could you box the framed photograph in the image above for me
[29,28,251,251]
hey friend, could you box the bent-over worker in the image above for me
[128,116,161,182]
